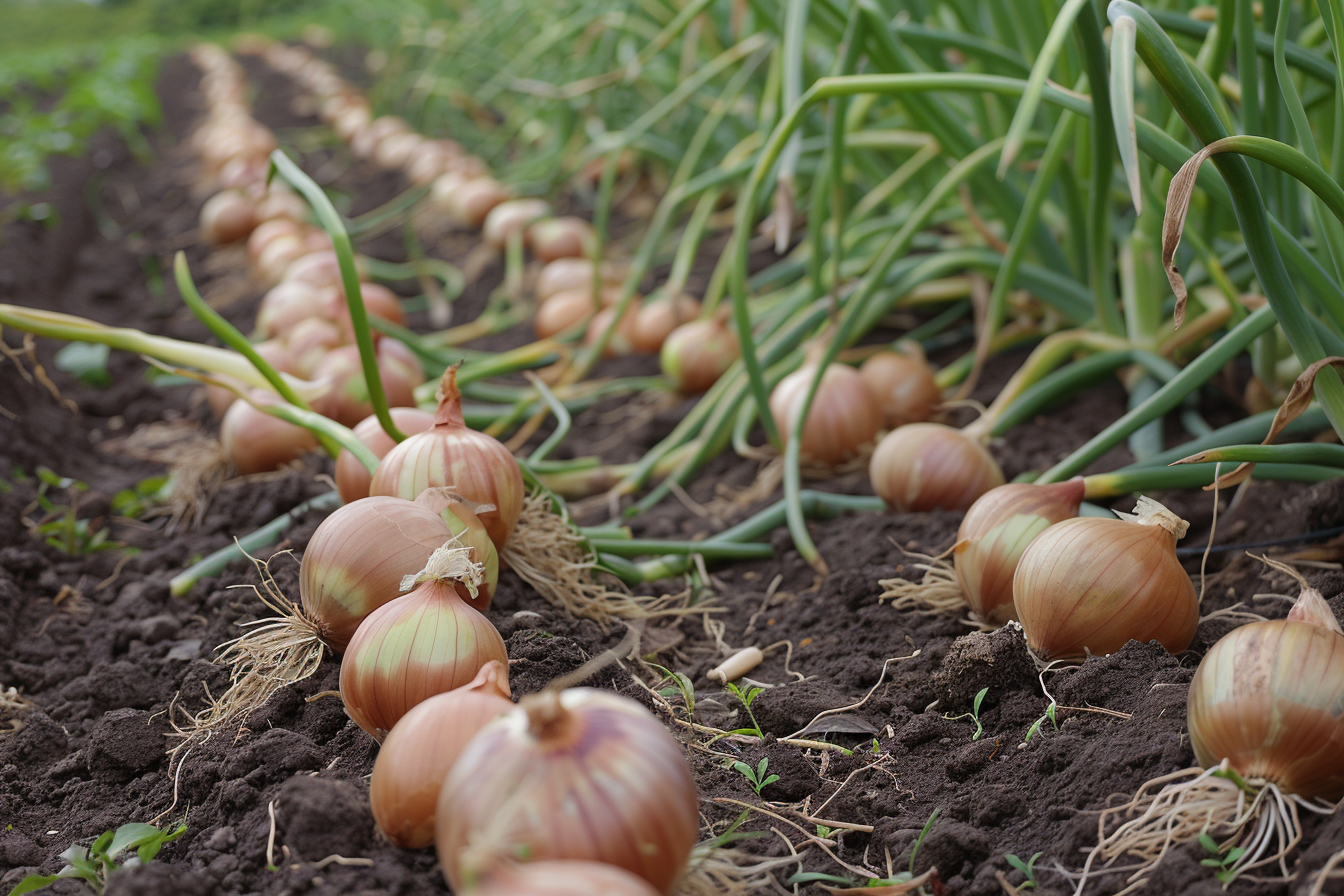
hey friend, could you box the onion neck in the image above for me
[1117,495,1189,540]
[433,365,466,429]
[523,690,576,743]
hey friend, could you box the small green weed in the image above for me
[7,822,185,895]
[723,681,767,737]
[1005,851,1043,889]
[26,468,120,557]
[1024,702,1059,743]
[1198,831,1246,883]
[787,807,941,892]
[729,757,779,796]
[943,687,989,740]
[647,662,696,721]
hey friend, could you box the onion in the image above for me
[526,216,595,263]
[660,316,738,394]
[299,496,467,650]
[436,689,699,894]
[247,218,304,266]
[952,479,1085,624]
[369,660,513,848]
[483,198,552,251]
[220,392,319,475]
[450,177,510,228]
[631,293,699,354]
[339,542,508,739]
[200,190,257,245]
[334,408,437,504]
[1013,495,1198,662]
[255,233,311,285]
[1185,560,1344,800]
[374,131,424,171]
[254,189,309,224]
[369,366,524,551]
[769,363,882,466]
[255,281,334,339]
[534,290,597,339]
[536,257,624,301]
[415,488,500,610]
[465,862,662,896]
[584,304,641,358]
[860,345,941,428]
[310,339,424,428]
[869,423,1004,512]
[205,340,295,419]
[283,316,345,378]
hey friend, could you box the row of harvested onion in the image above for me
[285,368,697,894]
[187,46,429,475]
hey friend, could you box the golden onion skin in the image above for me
[339,578,508,739]
[436,689,699,895]
[1188,619,1344,800]
[1012,502,1197,662]
[953,478,1085,623]
[467,861,663,896]
[769,363,882,467]
[869,423,1005,512]
[299,496,458,650]
[333,408,437,504]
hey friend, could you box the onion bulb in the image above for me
[283,316,345,378]
[536,258,623,301]
[534,290,597,339]
[436,689,699,894]
[869,423,1004,512]
[660,316,738,394]
[483,198,552,251]
[334,407,436,503]
[631,293,699,354]
[205,340,295,419]
[300,495,468,650]
[340,542,507,739]
[415,488,500,611]
[369,366,524,551]
[1186,565,1344,799]
[200,190,257,245]
[526,216,595,263]
[769,363,882,466]
[584,304,641,358]
[860,344,941,428]
[952,479,1085,624]
[369,660,513,848]
[220,392,319,474]
[1012,496,1198,662]
[310,339,423,428]
[449,177,510,228]
[465,862,662,896]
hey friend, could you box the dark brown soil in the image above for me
[1,51,1342,896]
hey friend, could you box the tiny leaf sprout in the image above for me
[7,822,186,895]
[25,468,122,558]
[647,662,696,721]
[728,757,779,796]
[1198,831,1247,883]
[1005,851,1043,889]
[910,806,941,876]
[1023,702,1059,744]
[723,681,768,737]
[943,687,990,741]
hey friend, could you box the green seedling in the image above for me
[1198,831,1246,883]
[53,342,110,387]
[788,811,939,892]
[1005,851,1043,889]
[7,822,185,895]
[723,681,767,737]
[1024,702,1059,743]
[110,475,171,520]
[815,824,833,839]
[729,757,779,796]
[943,687,989,741]
[27,468,120,557]
[909,806,940,877]
[647,662,696,721]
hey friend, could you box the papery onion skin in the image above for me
[334,408,437,504]
[369,660,512,848]
[465,861,663,896]
[769,363,882,466]
[415,489,499,611]
[300,495,460,650]
[340,573,507,739]
[953,479,1085,624]
[436,689,699,895]
[660,317,738,394]
[1188,619,1344,800]
[869,423,1005,512]
[1012,498,1198,662]
[369,367,524,551]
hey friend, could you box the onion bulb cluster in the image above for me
[1013,496,1198,662]
[370,366,524,551]
[870,423,1004,512]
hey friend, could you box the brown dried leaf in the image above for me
[1162,137,1240,330]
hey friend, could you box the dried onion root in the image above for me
[501,491,693,626]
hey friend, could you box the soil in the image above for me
[2,50,1343,896]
